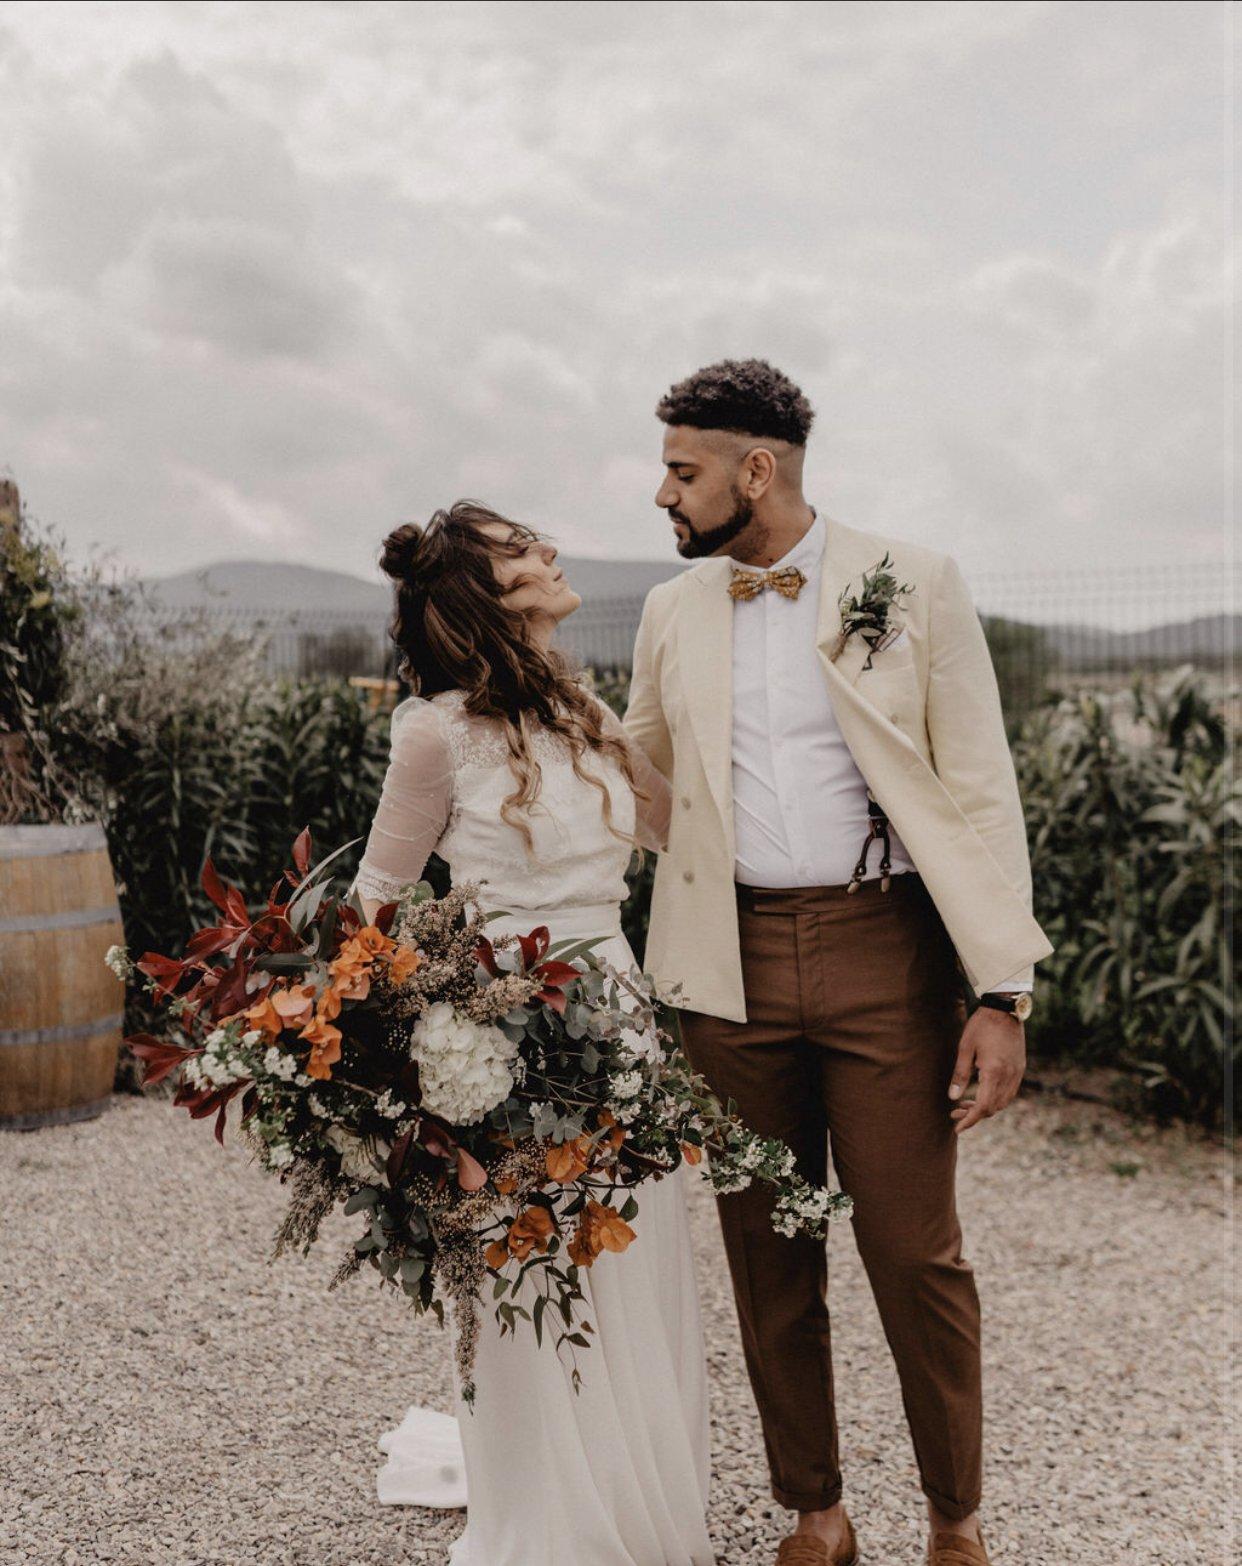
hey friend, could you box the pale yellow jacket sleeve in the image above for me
[925,555,1037,987]
[622,588,675,781]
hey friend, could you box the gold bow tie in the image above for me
[727,564,808,602]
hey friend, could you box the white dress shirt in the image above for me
[730,511,917,891]
[728,511,1029,992]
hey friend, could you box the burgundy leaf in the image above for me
[290,826,312,878]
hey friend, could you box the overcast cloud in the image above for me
[0,0,1230,585]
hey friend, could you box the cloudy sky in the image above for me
[0,1,1230,589]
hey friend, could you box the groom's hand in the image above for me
[948,1008,1026,1134]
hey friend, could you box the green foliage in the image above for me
[0,490,81,820]
[981,614,1053,732]
[43,577,393,1044]
[31,549,1234,1128]
[1015,669,1235,1128]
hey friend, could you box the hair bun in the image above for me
[380,522,425,583]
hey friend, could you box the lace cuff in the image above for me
[351,862,413,906]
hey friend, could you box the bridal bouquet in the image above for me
[114,829,852,1401]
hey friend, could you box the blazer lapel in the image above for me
[815,515,880,687]
[678,557,734,833]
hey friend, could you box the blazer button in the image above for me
[682,869,695,883]
[681,795,692,810]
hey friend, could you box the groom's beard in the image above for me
[670,489,754,559]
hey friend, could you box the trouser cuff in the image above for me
[773,1478,844,1513]
[922,1483,982,1521]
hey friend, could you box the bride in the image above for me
[348,500,714,1565]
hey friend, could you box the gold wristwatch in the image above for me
[978,991,1034,1022]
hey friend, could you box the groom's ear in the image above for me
[740,445,778,498]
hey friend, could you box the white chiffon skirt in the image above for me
[375,904,714,1565]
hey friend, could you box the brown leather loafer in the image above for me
[927,1528,990,1565]
[776,1512,859,1566]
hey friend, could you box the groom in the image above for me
[622,360,1051,1566]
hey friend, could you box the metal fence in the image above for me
[166,560,1237,705]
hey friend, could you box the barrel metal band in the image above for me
[0,825,107,858]
[0,906,122,934]
[0,1012,124,1048]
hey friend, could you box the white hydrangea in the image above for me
[307,1093,329,1117]
[613,1023,661,1065]
[324,1124,391,1182]
[374,1088,408,1120]
[608,1070,644,1102]
[267,1141,295,1169]
[409,1002,518,1126]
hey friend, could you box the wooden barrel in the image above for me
[0,822,126,1130]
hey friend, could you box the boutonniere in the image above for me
[829,553,914,671]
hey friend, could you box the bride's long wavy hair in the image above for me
[380,500,648,856]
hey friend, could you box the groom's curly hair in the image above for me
[655,358,815,445]
[380,501,648,857]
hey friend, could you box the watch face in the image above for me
[1014,992,1033,1021]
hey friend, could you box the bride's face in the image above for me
[481,521,582,626]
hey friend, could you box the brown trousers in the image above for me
[678,874,981,1520]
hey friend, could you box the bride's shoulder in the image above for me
[388,692,455,755]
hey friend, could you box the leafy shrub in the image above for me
[0,485,80,821]
[32,549,1234,1128]
[1015,670,1235,1127]
[43,579,393,1068]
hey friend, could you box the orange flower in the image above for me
[245,994,283,1038]
[681,1142,703,1166]
[330,938,371,975]
[494,1174,518,1195]
[386,944,420,985]
[302,1014,343,1080]
[354,924,392,956]
[588,1198,637,1254]
[567,1221,600,1268]
[484,1238,511,1270]
[596,1109,626,1152]
[315,986,343,1022]
[567,1199,637,1267]
[546,1136,592,1183]
[503,1205,557,1262]
[332,966,371,1001]
[269,981,317,1028]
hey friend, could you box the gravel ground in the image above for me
[0,1089,1231,1566]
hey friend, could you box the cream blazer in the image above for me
[622,513,1053,1024]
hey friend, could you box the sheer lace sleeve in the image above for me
[352,699,453,910]
[592,693,671,853]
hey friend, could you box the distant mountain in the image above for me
[143,556,686,615]
[1011,613,1238,668]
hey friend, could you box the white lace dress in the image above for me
[349,687,714,1566]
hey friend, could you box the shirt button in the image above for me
[682,869,695,883]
